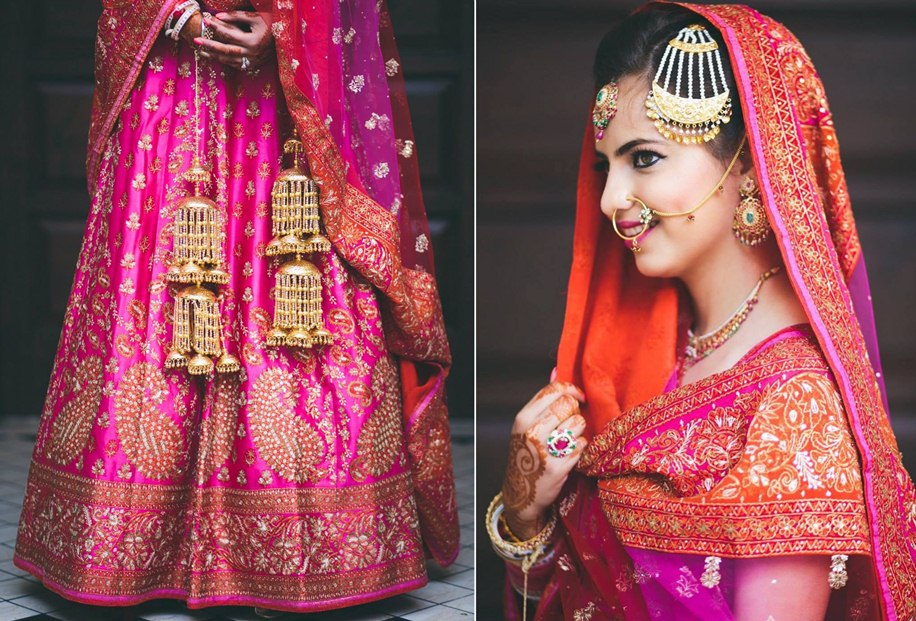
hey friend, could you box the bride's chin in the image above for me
[632,251,678,279]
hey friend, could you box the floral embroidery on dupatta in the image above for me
[584,329,870,557]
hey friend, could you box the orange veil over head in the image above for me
[555,2,916,616]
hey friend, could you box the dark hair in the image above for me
[593,6,745,163]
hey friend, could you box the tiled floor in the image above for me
[0,417,475,621]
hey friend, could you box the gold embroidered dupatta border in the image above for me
[653,3,914,615]
[88,1,177,187]
[269,0,457,564]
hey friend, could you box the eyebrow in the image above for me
[593,138,666,161]
[614,138,665,157]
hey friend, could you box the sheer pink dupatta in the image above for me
[266,0,459,565]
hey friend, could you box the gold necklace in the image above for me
[684,266,782,369]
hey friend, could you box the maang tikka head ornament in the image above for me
[645,24,733,143]
[592,82,619,141]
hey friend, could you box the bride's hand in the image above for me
[501,382,587,540]
[194,11,274,72]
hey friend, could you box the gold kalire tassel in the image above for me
[163,44,239,377]
[166,160,230,286]
[165,160,241,376]
[266,133,332,348]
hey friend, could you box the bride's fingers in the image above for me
[528,394,580,439]
[561,414,587,439]
[194,37,246,60]
[214,10,262,25]
[204,16,250,46]
[517,382,584,428]
[198,49,243,69]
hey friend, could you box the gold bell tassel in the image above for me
[164,45,239,375]
[267,256,332,348]
[266,132,332,348]
[216,332,241,374]
[165,285,222,376]
[164,164,240,375]
[166,159,230,286]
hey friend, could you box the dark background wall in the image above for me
[0,0,474,419]
[477,1,916,618]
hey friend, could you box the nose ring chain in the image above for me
[610,135,747,253]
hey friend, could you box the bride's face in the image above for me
[595,74,746,280]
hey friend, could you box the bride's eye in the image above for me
[632,150,664,169]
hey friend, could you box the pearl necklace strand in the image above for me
[684,266,782,369]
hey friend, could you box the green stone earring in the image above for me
[733,175,771,246]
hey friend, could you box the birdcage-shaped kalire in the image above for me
[166,162,230,286]
[164,160,240,376]
[165,284,240,375]
[266,134,332,348]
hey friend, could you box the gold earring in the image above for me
[733,175,770,246]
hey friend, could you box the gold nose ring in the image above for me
[611,196,653,241]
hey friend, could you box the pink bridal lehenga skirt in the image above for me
[14,34,431,611]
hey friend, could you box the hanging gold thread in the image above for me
[266,132,332,348]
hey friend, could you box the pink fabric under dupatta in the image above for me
[15,0,458,612]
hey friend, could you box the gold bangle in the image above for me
[497,513,524,543]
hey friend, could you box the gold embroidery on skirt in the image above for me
[16,461,425,594]
[46,356,104,465]
[573,601,597,621]
[196,374,242,484]
[248,367,326,483]
[114,362,184,479]
[350,354,402,482]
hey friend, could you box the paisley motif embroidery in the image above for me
[248,367,326,483]
[350,353,402,482]
[591,332,870,556]
[46,356,104,466]
[196,373,242,484]
[114,362,184,480]
[617,400,753,496]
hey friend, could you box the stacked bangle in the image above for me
[497,513,523,543]
[487,492,557,617]
[164,0,200,40]
[486,492,557,564]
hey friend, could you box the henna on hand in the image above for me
[195,11,274,71]
[502,433,547,539]
[499,382,586,541]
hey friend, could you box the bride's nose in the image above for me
[600,188,641,222]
